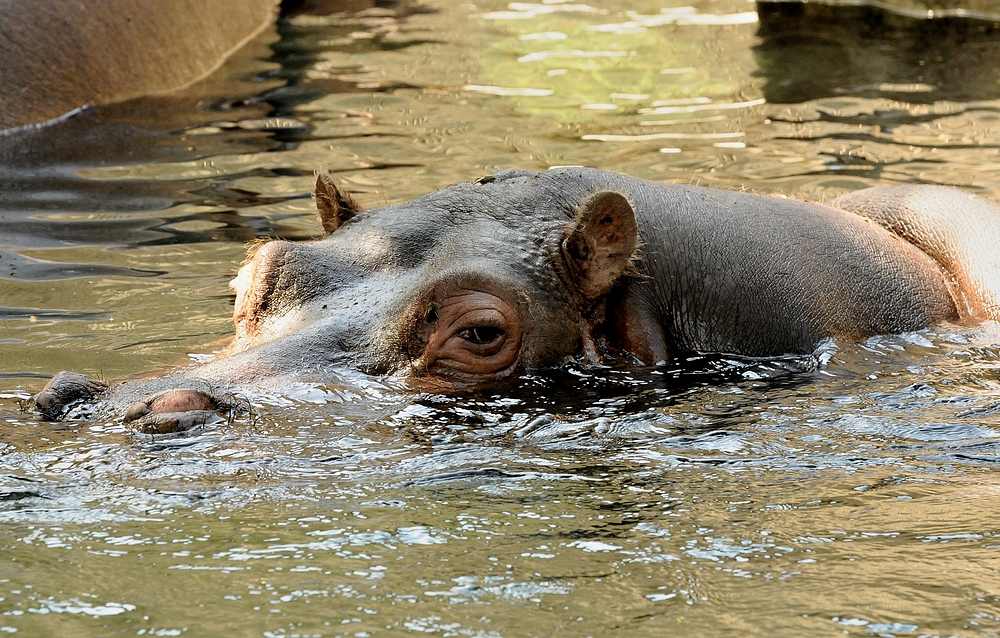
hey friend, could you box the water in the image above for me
[3,0,1000,635]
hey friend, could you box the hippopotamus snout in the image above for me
[32,372,240,434]
[122,389,228,434]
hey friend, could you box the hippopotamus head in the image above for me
[225,169,640,391]
[34,168,643,429]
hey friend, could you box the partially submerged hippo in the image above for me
[0,0,279,131]
[34,168,1000,431]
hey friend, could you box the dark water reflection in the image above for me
[3,0,1000,635]
[756,2,1000,104]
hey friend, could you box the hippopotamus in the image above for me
[0,0,278,130]
[33,168,1000,432]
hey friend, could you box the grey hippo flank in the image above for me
[34,168,1000,432]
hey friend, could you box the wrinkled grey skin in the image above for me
[33,168,1000,431]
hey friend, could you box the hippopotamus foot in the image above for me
[122,389,234,435]
[33,371,109,421]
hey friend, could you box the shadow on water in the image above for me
[754,1,1000,104]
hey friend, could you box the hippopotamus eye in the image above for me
[415,288,523,382]
[457,326,504,346]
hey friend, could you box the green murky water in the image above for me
[3,1,1000,635]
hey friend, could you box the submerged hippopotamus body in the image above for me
[34,168,1000,431]
[0,0,279,131]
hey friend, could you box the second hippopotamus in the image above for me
[34,167,1000,430]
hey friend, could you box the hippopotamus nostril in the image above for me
[123,389,225,435]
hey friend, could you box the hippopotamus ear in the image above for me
[315,170,363,234]
[562,191,639,300]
